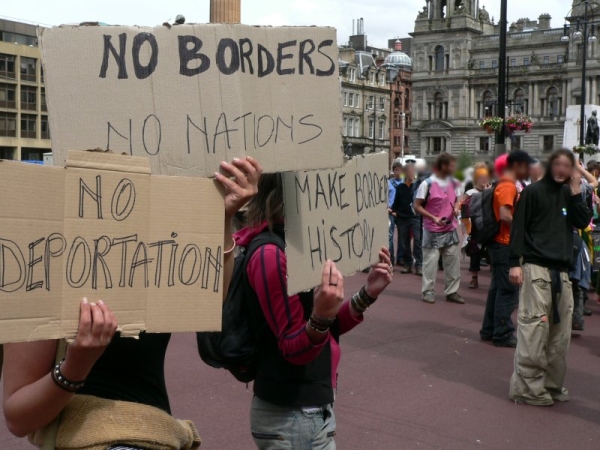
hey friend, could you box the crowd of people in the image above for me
[0,148,596,450]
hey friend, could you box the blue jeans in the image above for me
[250,396,336,450]
[480,242,519,343]
[389,214,403,264]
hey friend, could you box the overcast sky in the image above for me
[4,0,570,48]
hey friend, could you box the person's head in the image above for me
[433,152,456,177]
[404,163,416,180]
[494,154,509,178]
[473,163,490,190]
[392,161,403,180]
[545,148,577,184]
[530,159,545,182]
[245,173,284,229]
[507,150,535,181]
[587,160,600,178]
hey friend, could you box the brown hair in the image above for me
[245,173,284,229]
[434,152,456,171]
[543,148,576,180]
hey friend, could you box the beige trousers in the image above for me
[509,263,574,405]
[422,243,461,296]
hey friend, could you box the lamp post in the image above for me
[562,0,598,149]
[495,0,508,158]
[400,112,406,158]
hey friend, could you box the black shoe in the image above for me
[494,337,517,348]
[480,334,493,342]
[583,308,592,317]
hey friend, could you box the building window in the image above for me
[479,60,485,69]
[512,136,523,150]
[354,94,360,109]
[20,57,37,82]
[0,83,16,108]
[21,148,43,161]
[511,59,517,67]
[368,95,375,110]
[343,92,348,107]
[479,137,490,152]
[543,56,550,65]
[370,72,376,85]
[435,46,445,72]
[21,114,37,139]
[0,53,16,79]
[354,117,359,137]
[547,87,560,117]
[21,86,37,111]
[394,113,401,128]
[378,120,385,139]
[431,137,444,153]
[557,55,565,64]
[41,116,50,140]
[379,97,385,111]
[404,89,410,111]
[483,90,495,117]
[492,60,498,69]
[380,74,385,86]
[434,92,447,120]
[543,135,554,151]
[524,57,530,66]
[0,31,37,46]
[349,93,355,107]
[0,146,15,160]
[514,88,528,114]
[349,68,356,82]
[368,118,375,139]
[393,136,401,146]
[41,88,47,112]
[0,112,17,137]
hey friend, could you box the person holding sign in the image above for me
[2,157,262,449]
[236,174,393,450]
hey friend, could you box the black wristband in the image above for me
[359,286,377,306]
[308,317,330,333]
[51,360,85,393]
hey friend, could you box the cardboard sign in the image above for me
[284,152,389,295]
[39,24,344,177]
[0,152,224,344]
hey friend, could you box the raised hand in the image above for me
[215,157,263,220]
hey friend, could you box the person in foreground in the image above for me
[236,174,393,450]
[508,149,593,406]
[3,157,262,449]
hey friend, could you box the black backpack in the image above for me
[196,231,285,383]
[470,181,513,246]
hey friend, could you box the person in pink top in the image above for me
[413,153,464,305]
[236,174,393,450]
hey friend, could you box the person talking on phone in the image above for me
[413,153,464,305]
[508,149,593,406]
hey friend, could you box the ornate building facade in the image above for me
[409,0,596,161]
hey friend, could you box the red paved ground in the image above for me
[1,264,600,449]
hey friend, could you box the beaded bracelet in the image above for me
[310,314,336,328]
[308,317,330,333]
[351,293,369,314]
[358,286,377,306]
[51,359,86,393]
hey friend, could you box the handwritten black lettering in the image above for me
[79,176,103,219]
[26,238,45,291]
[66,237,92,288]
[99,33,128,79]
[178,35,211,76]
[132,33,159,79]
[216,38,241,75]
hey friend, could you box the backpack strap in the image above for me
[242,231,286,270]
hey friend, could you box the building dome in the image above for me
[383,40,412,68]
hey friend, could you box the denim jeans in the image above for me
[480,242,519,343]
[389,214,403,264]
[398,216,422,268]
[250,396,336,450]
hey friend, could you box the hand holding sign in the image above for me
[313,260,345,320]
[365,248,394,299]
[61,299,118,382]
[216,157,263,221]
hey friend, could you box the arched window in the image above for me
[548,87,559,117]
[483,90,494,117]
[514,88,527,114]
[404,89,410,111]
[435,46,445,72]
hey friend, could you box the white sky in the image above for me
[3,0,571,49]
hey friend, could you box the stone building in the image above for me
[408,0,595,161]
[339,42,392,156]
[0,18,51,161]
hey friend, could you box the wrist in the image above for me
[59,358,91,385]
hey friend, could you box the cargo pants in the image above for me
[509,264,574,406]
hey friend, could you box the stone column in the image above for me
[210,0,241,23]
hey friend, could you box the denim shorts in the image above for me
[250,396,336,449]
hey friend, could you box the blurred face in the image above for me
[551,155,574,184]
[514,162,531,181]
[440,160,457,177]
[530,163,544,182]
[393,165,402,179]
[404,164,416,180]
[475,174,490,190]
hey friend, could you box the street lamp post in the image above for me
[400,112,406,158]
[562,0,598,149]
[495,0,509,158]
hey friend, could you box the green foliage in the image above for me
[457,152,473,171]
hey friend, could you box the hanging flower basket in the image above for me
[573,145,598,156]
[505,114,534,133]
[479,117,504,135]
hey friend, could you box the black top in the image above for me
[391,181,417,219]
[77,332,171,414]
[509,177,593,271]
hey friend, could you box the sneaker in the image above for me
[468,277,479,289]
[494,336,517,348]
[511,397,554,407]
[445,293,465,304]
[422,291,435,304]
[401,266,413,274]
[414,267,422,276]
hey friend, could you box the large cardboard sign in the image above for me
[0,152,224,344]
[284,153,389,295]
[39,24,344,177]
